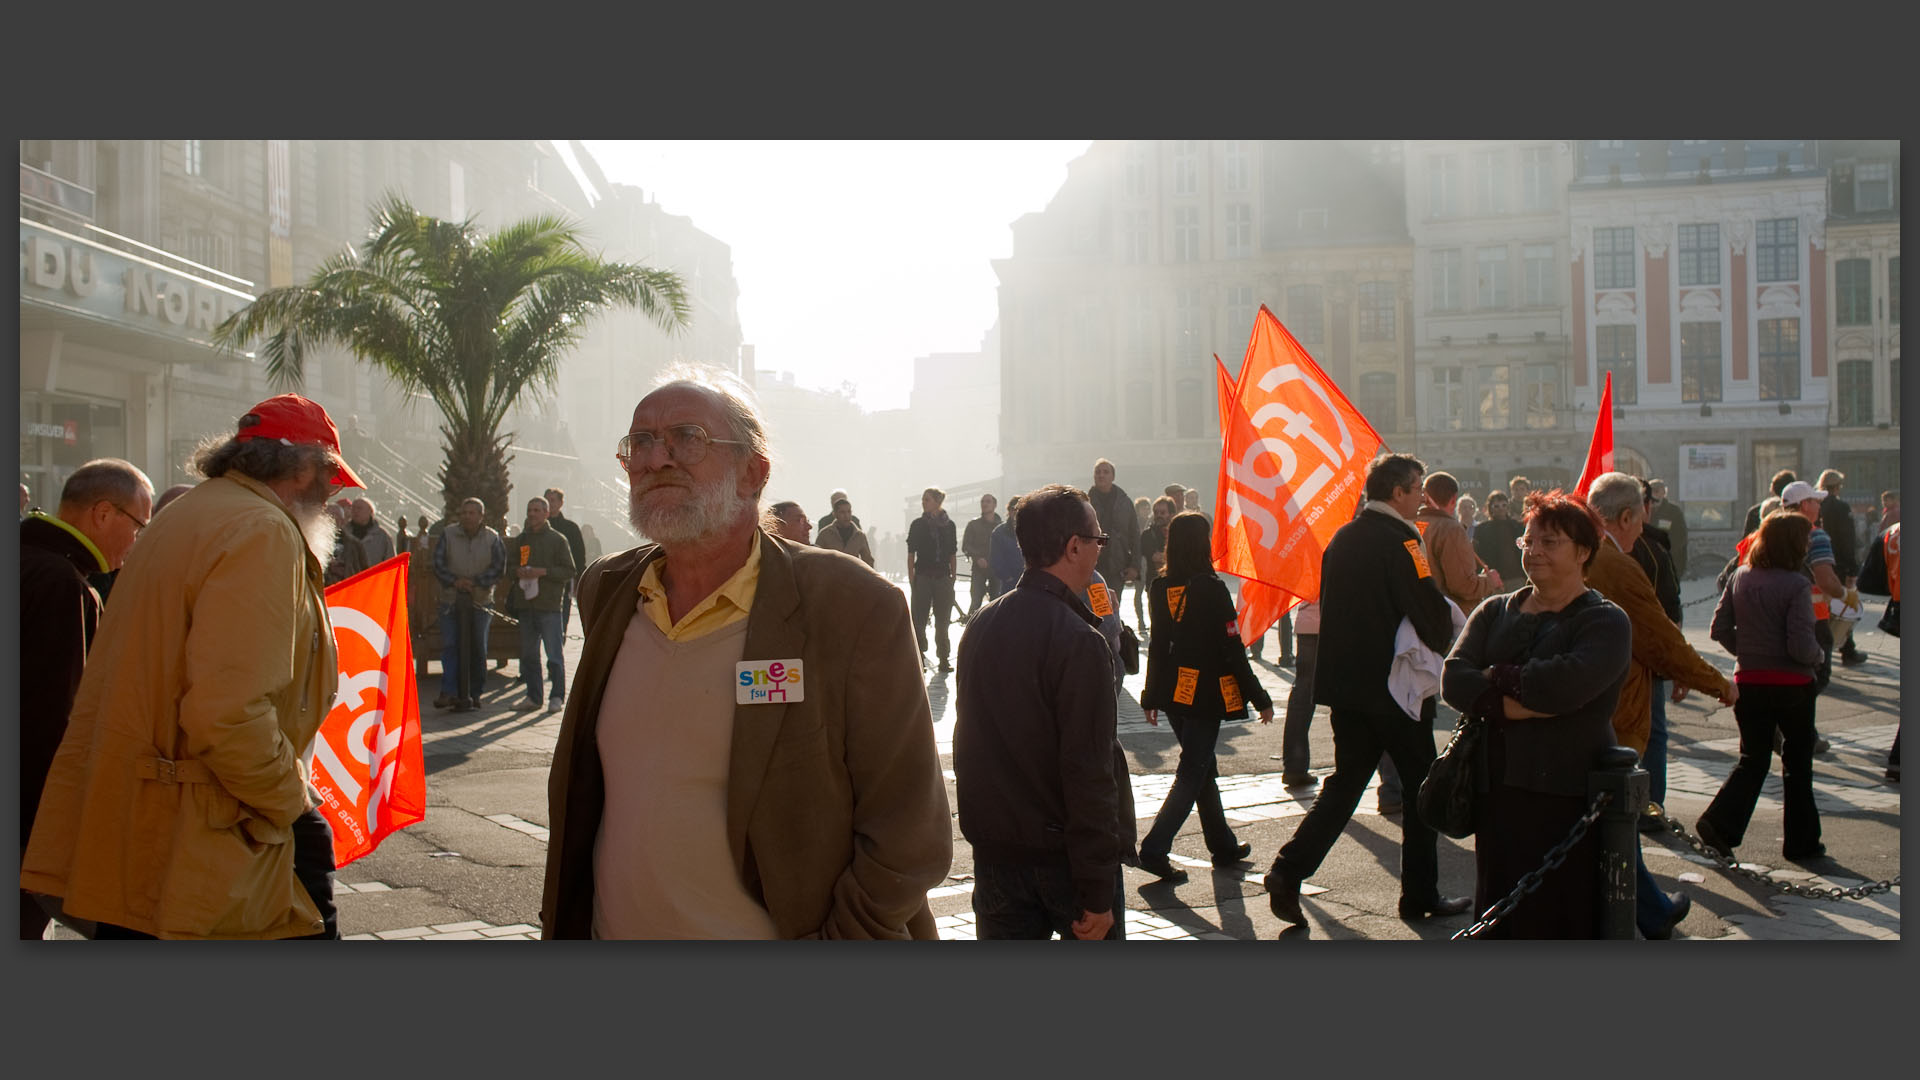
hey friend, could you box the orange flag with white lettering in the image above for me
[1215,355,1299,643]
[315,555,426,865]
[1213,305,1383,611]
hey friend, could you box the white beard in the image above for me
[295,498,341,565]
[629,460,753,545]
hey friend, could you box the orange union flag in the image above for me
[314,555,426,865]
[1213,305,1383,608]
[1215,355,1299,643]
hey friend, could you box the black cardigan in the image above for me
[1141,572,1273,718]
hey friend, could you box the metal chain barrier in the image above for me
[1454,790,1613,940]
[1654,816,1901,901]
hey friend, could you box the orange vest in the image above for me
[1886,523,1901,602]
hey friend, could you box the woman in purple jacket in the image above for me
[1698,511,1827,862]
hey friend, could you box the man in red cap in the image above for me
[23,394,365,939]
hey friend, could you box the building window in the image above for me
[1891,257,1901,324]
[1431,249,1462,310]
[1524,365,1560,429]
[184,139,203,176]
[1596,325,1638,405]
[1286,285,1323,344]
[1222,140,1250,192]
[1429,367,1466,431]
[1225,285,1255,351]
[1680,322,1722,402]
[1478,365,1510,429]
[1358,281,1395,341]
[1175,378,1202,438]
[1224,203,1253,259]
[1125,210,1149,264]
[1757,317,1800,400]
[1677,223,1720,286]
[1358,372,1397,427]
[1475,149,1507,214]
[1521,147,1554,210]
[1755,217,1798,282]
[1837,360,1874,426]
[1856,162,1892,212]
[1429,154,1458,218]
[1523,243,1555,306]
[1752,441,1802,505]
[1126,142,1150,198]
[1173,141,1200,196]
[1297,208,1328,232]
[1173,206,1199,262]
[1476,247,1508,309]
[1593,226,1636,290]
[1174,288,1205,368]
[1836,258,1872,325]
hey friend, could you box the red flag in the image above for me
[1575,372,1616,497]
[1214,354,1299,642]
[1213,306,1384,611]
[314,555,426,865]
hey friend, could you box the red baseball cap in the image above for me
[233,394,368,491]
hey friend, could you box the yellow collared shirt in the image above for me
[636,534,762,641]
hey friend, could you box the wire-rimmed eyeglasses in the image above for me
[109,502,149,533]
[615,425,748,468]
[1076,532,1111,547]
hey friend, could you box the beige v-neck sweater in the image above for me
[590,608,778,939]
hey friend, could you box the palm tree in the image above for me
[213,194,688,530]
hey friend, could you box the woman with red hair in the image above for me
[1441,491,1632,938]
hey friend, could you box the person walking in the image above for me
[1264,453,1470,926]
[815,498,875,566]
[23,394,366,939]
[433,497,506,711]
[512,495,577,710]
[1815,469,1866,665]
[953,484,1135,939]
[1697,511,1828,863]
[543,488,589,635]
[1088,459,1140,631]
[907,487,959,672]
[1137,512,1273,881]
[961,493,1002,619]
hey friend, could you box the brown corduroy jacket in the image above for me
[540,531,952,939]
[1584,537,1731,755]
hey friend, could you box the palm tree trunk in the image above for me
[439,424,516,534]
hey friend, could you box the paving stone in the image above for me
[374,926,433,939]
[481,923,540,936]
[421,930,486,940]
[430,920,489,932]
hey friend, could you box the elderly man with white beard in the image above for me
[23,394,365,938]
[539,367,952,939]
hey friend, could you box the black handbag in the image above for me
[1878,599,1900,638]
[1118,623,1141,675]
[1419,712,1486,840]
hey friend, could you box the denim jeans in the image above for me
[438,600,493,699]
[972,861,1126,940]
[1646,679,1670,807]
[1139,711,1240,861]
[519,608,566,702]
[94,808,339,939]
[1634,844,1675,937]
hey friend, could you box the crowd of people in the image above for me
[17,370,1901,941]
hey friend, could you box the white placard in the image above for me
[1678,443,1738,503]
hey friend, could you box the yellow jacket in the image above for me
[1583,537,1730,755]
[22,472,338,939]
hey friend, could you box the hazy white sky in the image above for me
[577,140,1090,412]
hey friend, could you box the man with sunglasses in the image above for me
[541,368,950,939]
[25,395,367,939]
[18,458,153,939]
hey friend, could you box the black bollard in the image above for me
[1590,746,1648,940]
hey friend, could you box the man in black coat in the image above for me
[1743,469,1797,537]
[1088,459,1140,630]
[1815,470,1865,664]
[543,488,588,634]
[18,458,153,938]
[954,484,1136,939]
[1265,453,1470,924]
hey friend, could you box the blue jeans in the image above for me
[1646,679,1669,807]
[438,601,493,699]
[1635,844,1674,937]
[1139,711,1240,860]
[972,861,1126,940]
[519,608,566,702]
